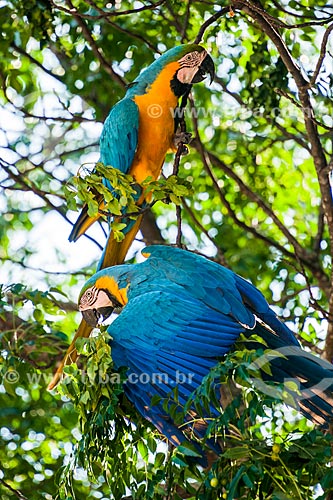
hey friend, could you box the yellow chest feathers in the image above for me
[132,62,180,182]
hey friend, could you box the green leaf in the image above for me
[177,444,202,458]
[137,441,149,463]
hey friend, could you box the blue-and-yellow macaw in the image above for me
[47,45,214,390]
[69,44,214,270]
[77,245,333,450]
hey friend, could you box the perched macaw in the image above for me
[47,45,214,390]
[77,245,333,450]
[68,44,214,270]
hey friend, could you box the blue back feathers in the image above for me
[80,246,333,452]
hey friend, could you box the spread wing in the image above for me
[143,246,299,346]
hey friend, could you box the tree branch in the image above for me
[2,161,103,250]
[191,128,297,262]
[51,0,166,20]
[310,22,333,87]
[194,7,230,44]
[0,479,28,500]
[11,43,65,85]
[64,0,125,88]
[214,74,311,152]
[182,198,228,266]
[180,0,192,42]
[233,0,333,372]
[233,1,333,246]
[190,103,330,295]
[140,210,165,244]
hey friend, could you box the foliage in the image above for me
[1,0,333,499]
[53,333,333,499]
[65,163,193,241]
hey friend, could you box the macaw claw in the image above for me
[173,131,192,148]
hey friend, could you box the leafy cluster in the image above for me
[54,333,333,500]
[65,162,194,241]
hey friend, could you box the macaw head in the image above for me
[171,44,215,85]
[164,45,215,97]
[127,44,215,98]
[78,273,128,327]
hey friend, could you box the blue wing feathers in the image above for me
[234,274,299,346]
[99,97,139,174]
[92,246,333,452]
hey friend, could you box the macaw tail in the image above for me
[97,214,143,270]
[47,319,92,390]
[68,203,101,242]
[248,324,333,426]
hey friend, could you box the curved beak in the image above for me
[191,53,215,84]
[81,306,114,328]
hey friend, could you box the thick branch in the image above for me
[233,1,333,248]
[233,0,333,362]
[140,210,165,244]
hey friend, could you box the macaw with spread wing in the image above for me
[77,246,333,451]
[48,45,214,390]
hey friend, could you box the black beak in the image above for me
[82,306,114,327]
[191,53,215,84]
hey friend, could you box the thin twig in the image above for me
[64,0,125,88]
[2,257,89,278]
[175,205,183,248]
[104,20,159,53]
[180,0,192,42]
[172,89,191,247]
[310,23,333,87]
[192,128,296,260]
[214,74,310,152]
[189,137,310,260]
[270,0,331,21]
[0,70,91,124]
[234,0,333,29]
[164,0,185,33]
[275,88,333,131]
[182,198,228,266]
[2,160,103,250]
[11,43,65,84]
[51,0,165,19]
[0,479,28,500]
[194,7,229,44]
